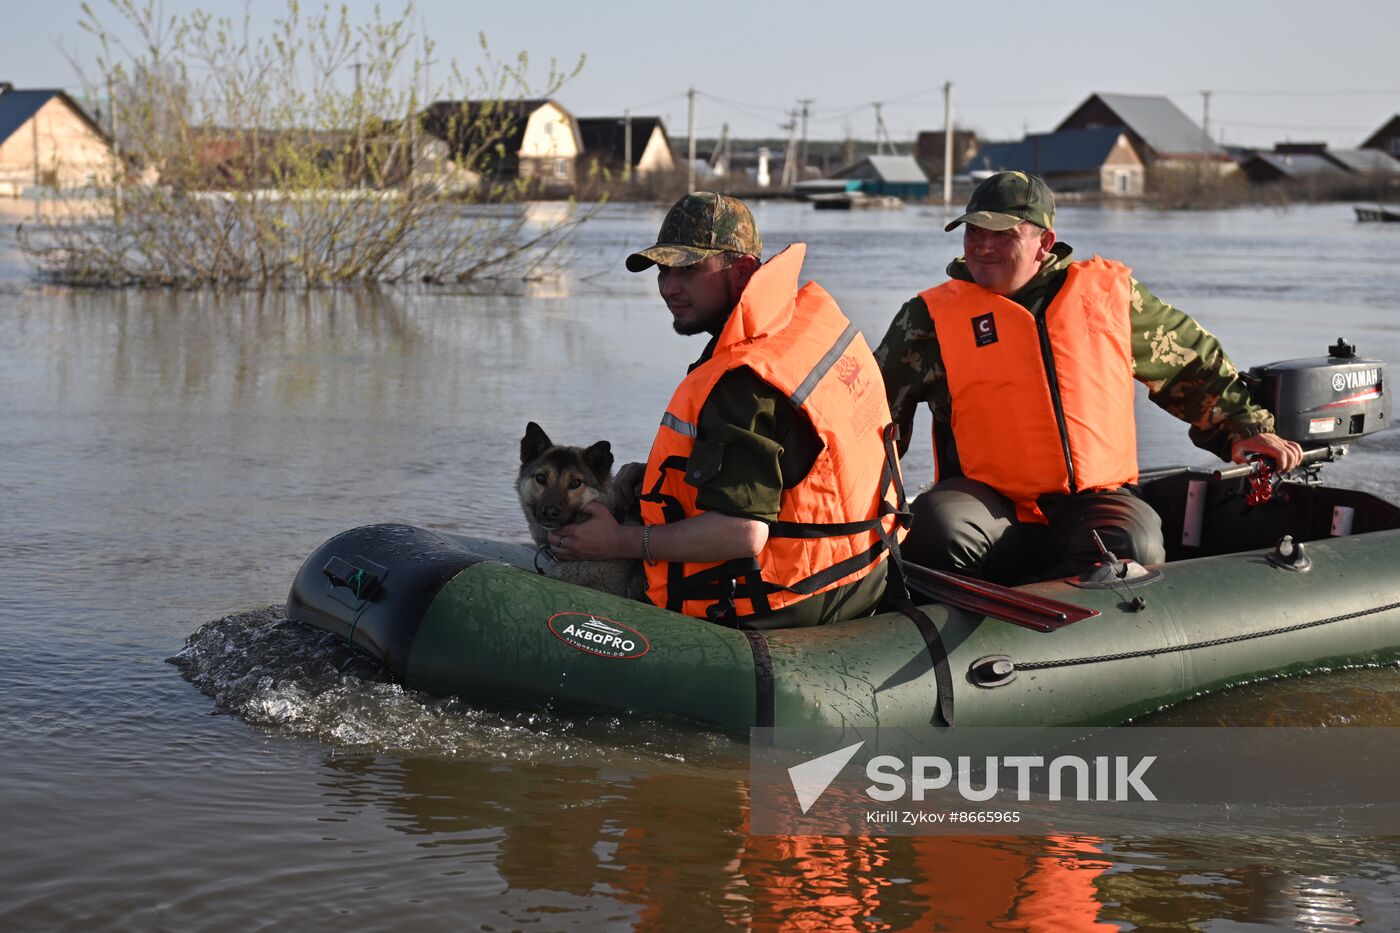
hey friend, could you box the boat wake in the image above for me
[168,606,744,769]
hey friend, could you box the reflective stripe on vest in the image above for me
[640,244,905,620]
[920,257,1138,523]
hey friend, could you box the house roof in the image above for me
[1245,152,1348,179]
[832,154,929,183]
[1058,93,1223,157]
[0,88,109,146]
[965,127,1131,175]
[1361,115,1400,149]
[420,98,575,159]
[576,116,668,166]
[1323,148,1400,173]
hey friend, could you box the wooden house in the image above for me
[0,83,114,194]
[1240,142,1399,183]
[421,98,581,194]
[967,127,1146,196]
[577,116,676,180]
[830,155,930,199]
[1360,115,1400,160]
[1239,150,1348,184]
[1056,93,1229,170]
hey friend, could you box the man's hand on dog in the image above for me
[613,462,645,515]
[551,501,625,560]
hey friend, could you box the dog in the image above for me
[517,421,647,601]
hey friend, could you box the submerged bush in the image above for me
[21,0,597,287]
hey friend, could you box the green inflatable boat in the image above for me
[287,345,1400,734]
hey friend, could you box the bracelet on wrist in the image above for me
[642,525,658,566]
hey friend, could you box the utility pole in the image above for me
[1200,90,1212,146]
[797,98,813,181]
[687,87,697,193]
[623,109,633,185]
[711,122,730,176]
[780,109,799,189]
[943,81,954,206]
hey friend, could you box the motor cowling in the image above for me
[1247,338,1389,444]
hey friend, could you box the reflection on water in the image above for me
[4,200,1400,929]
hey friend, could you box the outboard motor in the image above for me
[1246,338,1389,444]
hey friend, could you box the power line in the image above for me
[625,91,687,111]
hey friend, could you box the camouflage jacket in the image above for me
[873,243,1275,465]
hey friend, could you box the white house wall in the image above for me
[0,97,114,189]
[518,103,580,159]
[636,127,675,175]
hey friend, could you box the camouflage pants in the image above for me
[901,477,1165,585]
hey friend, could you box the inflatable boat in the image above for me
[287,344,1400,735]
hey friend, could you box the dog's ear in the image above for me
[582,440,614,478]
[521,422,552,464]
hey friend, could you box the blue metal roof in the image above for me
[965,127,1130,175]
[0,89,60,146]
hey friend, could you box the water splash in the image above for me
[168,606,744,770]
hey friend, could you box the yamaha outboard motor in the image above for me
[1246,338,1389,444]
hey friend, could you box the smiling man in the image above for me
[876,171,1302,582]
[558,192,904,629]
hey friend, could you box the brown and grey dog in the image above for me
[517,422,647,601]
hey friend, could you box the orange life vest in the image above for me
[919,257,1138,523]
[641,244,905,621]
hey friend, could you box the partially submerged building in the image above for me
[1056,92,1228,171]
[1360,116,1400,160]
[1240,142,1399,184]
[421,98,581,194]
[829,155,930,199]
[0,83,114,194]
[576,116,676,180]
[966,127,1146,196]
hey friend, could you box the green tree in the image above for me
[22,0,596,287]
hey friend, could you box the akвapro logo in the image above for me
[547,612,650,659]
[788,741,1157,814]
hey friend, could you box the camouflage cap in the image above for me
[625,192,762,272]
[944,171,1056,232]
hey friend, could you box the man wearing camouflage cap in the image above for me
[559,192,905,628]
[875,171,1302,582]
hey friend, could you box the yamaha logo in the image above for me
[1332,369,1379,393]
[547,612,650,659]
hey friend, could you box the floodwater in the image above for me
[3,198,1399,931]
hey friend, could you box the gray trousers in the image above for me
[902,477,1166,584]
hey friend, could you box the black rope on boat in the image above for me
[1010,600,1400,673]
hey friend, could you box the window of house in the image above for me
[554,158,568,178]
[1116,170,1132,194]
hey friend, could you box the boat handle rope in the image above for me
[981,598,1400,681]
[342,569,380,648]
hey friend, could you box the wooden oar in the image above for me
[900,561,1099,633]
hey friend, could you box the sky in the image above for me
[5,0,1398,150]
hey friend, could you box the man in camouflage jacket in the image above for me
[875,172,1302,582]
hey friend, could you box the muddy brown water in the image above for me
[3,199,1399,930]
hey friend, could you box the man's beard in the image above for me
[671,277,738,336]
[671,304,732,336]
